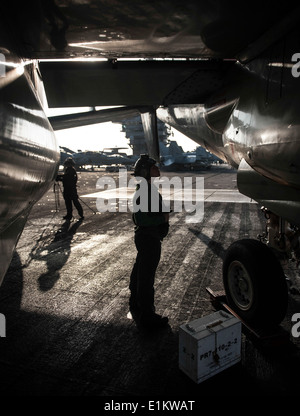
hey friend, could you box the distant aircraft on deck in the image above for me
[159,140,220,170]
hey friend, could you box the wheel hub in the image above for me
[228,260,254,310]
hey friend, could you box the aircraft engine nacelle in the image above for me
[0,54,60,285]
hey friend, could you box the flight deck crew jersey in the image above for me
[62,166,78,196]
[132,182,170,240]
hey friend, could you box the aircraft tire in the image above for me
[222,238,288,328]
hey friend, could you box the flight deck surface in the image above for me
[1,165,299,397]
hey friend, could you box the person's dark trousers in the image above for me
[129,230,161,319]
[63,192,83,218]
[72,196,83,217]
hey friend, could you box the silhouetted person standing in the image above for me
[129,154,170,329]
[57,157,84,221]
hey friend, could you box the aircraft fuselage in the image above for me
[157,28,300,226]
[0,52,59,284]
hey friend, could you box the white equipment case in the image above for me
[179,310,241,383]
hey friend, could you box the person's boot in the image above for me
[139,312,169,329]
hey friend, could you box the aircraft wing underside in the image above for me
[40,59,231,108]
[41,59,233,162]
[0,1,298,62]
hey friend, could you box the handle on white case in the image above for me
[206,319,223,329]
[185,311,230,333]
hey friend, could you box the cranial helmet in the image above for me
[64,157,75,167]
[133,154,156,179]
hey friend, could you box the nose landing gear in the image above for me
[222,238,288,328]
